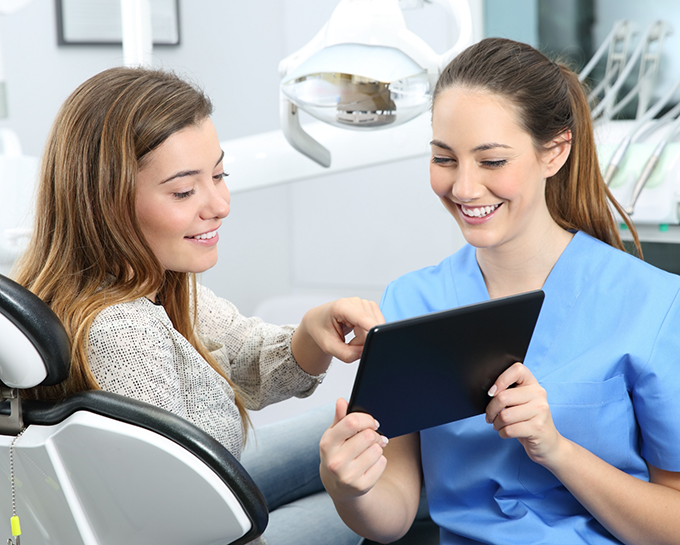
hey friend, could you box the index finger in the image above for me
[335,299,385,335]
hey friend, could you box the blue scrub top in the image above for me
[380,231,680,545]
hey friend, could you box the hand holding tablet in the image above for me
[347,290,545,438]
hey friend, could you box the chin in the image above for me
[190,262,218,274]
[166,259,218,275]
[458,227,503,250]
[187,252,219,274]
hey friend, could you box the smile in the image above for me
[187,230,218,240]
[460,204,502,218]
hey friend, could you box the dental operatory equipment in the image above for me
[626,107,680,215]
[590,21,672,122]
[601,72,680,186]
[279,0,473,167]
[580,20,636,111]
[0,275,269,545]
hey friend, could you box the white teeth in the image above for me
[461,204,501,218]
[192,230,217,240]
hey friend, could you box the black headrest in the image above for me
[0,274,70,387]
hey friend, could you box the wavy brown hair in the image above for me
[14,67,249,430]
[433,37,641,255]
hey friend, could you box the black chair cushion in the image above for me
[0,274,70,386]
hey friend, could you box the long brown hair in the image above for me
[433,37,641,255]
[14,67,249,430]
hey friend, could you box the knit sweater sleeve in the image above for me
[195,285,324,410]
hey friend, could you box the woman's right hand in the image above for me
[320,398,389,503]
[320,399,422,542]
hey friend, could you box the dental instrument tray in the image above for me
[348,290,544,438]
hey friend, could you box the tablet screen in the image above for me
[347,290,544,438]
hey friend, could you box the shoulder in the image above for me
[562,233,680,358]
[383,256,454,299]
[195,283,236,311]
[381,245,475,319]
[194,283,239,326]
[577,232,680,294]
[92,297,169,327]
[89,298,174,348]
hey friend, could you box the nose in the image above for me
[451,162,483,203]
[201,180,230,220]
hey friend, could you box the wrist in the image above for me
[291,322,332,376]
[537,434,577,475]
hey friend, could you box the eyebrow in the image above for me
[472,142,512,153]
[159,150,225,184]
[430,140,512,153]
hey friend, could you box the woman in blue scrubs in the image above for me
[319,38,680,544]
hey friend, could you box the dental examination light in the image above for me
[278,0,473,167]
[590,21,672,122]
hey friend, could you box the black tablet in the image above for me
[347,290,544,438]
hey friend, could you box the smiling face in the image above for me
[135,117,229,274]
[430,87,568,254]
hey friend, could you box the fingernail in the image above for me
[374,419,380,429]
[381,435,389,447]
[488,385,498,397]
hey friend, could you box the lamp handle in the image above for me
[431,0,473,70]
[280,92,331,168]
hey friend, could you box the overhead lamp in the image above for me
[279,0,473,167]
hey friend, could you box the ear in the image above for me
[543,130,572,178]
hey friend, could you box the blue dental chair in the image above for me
[0,274,268,545]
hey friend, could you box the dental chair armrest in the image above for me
[2,390,268,543]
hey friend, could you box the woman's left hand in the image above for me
[291,297,385,376]
[486,362,564,466]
